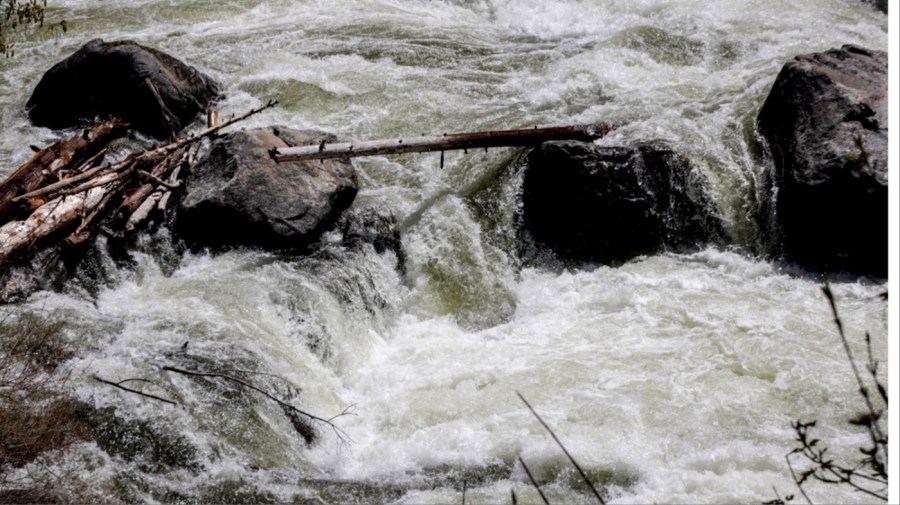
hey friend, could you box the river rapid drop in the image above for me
[0,1,888,503]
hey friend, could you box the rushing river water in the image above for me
[0,1,890,503]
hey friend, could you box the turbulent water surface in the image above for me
[0,1,889,503]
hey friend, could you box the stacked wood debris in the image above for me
[0,101,276,269]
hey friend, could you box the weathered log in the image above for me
[12,101,278,206]
[0,119,128,224]
[0,187,109,263]
[272,123,619,162]
[66,182,123,247]
[117,148,186,214]
[125,192,162,232]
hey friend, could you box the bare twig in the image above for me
[161,365,349,442]
[13,161,112,202]
[136,169,180,189]
[822,284,886,473]
[787,420,887,501]
[864,331,888,405]
[517,391,605,504]
[92,374,177,406]
[785,287,890,505]
[785,451,814,505]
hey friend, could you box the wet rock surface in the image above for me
[26,39,220,139]
[174,126,358,251]
[341,206,405,270]
[758,44,887,276]
[519,141,721,266]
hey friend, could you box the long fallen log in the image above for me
[272,123,618,163]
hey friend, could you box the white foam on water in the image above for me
[1,0,888,502]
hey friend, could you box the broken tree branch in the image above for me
[93,374,177,406]
[161,365,350,442]
[272,123,619,162]
[66,181,124,247]
[12,100,277,205]
[0,119,128,222]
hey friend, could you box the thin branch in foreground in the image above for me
[821,284,887,475]
[784,451,814,505]
[516,391,605,504]
[518,456,551,505]
[761,485,793,505]
[161,365,350,443]
[92,374,177,406]
[864,331,888,405]
[787,419,887,502]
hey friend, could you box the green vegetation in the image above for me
[1,0,66,57]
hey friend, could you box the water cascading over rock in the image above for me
[757,44,887,277]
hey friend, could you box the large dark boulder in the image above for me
[860,0,887,14]
[758,45,887,276]
[26,39,220,139]
[174,126,358,251]
[520,141,721,265]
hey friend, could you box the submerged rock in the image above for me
[174,126,358,251]
[26,39,220,139]
[340,206,405,271]
[519,141,721,265]
[758,44,887,276]
[860,0,887,14]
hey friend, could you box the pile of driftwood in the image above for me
[0,101,276,269]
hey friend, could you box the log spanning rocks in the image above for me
[26,39,220,140]
[519,141,721,265]
[758,45,887,277]
[174,127,358,251]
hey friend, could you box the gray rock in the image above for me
[341,206,405,271]
[26,39,220,139]
[519,141,721,265]
[174,127,358,251]
[758,44,887,276]
[0,269,40,304]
